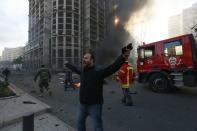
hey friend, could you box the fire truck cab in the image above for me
[137,34,197,92]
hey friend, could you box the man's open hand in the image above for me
[122,43,133,58]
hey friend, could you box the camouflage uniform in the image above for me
[34,67,52,95]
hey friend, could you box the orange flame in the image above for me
[114,16,119,26]
[74,83,81,88]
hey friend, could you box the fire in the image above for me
[74,83,81,88]
[114,16,119,26]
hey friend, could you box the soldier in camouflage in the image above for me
[34,65,52,97]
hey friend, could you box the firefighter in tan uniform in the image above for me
[118,60,134,106]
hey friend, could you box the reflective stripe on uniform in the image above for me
[119,70,125,74]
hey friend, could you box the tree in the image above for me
[13,56,23,64]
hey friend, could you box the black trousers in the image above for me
[122,88,133,105]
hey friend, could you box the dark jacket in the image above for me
[66,55,125,105]
[2,68,10,77]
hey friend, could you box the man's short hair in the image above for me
[41,64,45,67]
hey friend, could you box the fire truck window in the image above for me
[144,46,155,58]
[140,49,144,59]
[164,40,183,56]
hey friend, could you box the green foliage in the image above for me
[13,56,23,64]
[0,81,15,98]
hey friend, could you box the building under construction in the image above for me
[24,0,106,70]
[24,0,52,70]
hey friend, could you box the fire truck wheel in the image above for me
[148,73,170,93]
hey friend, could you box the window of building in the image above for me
[58,18,64,24]
[74,49,78,57]
[58,49,63,57]
[74,8,79,13]
[74,44,79,47]
[74,25,79,30]
[66,30,72,35]
[58,6,63,11]
[66,24,72,29]
[58,30,63,34]
[58,24,63,29]
[66,0,72,5]
[74,19,78,25]
[58,36,63,45]
[53,1,56,6]
[74,37,78,43]
[66,49,72,57]
[74,31,78,36]
[52,38,56,47]
[58,12,64,18]
[74,13,79,18]
[53,50,56,57]
[74,2,79,8]
[66,18,72,23]
[53,19,56,24]
[66,36,72,42]
[164,40,183,56]
[58,0,64,5]
[52,25,56,30]
[58,58,63,68]
[53,12,56,18]
[66,6,72,11]
[66,12,72,17]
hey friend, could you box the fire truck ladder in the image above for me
[170,73,183,87]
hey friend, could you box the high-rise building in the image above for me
[2,47,24,61]
[51,0,82,69]
[24,0,52,70]
[168,14,183,38]
[82,0,106,51]
[168,2,197,38]
[182,8,193,34]
[25,0,106,70]
[190,3,197,37]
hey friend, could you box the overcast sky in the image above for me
[0,0,197,56]
[0,0,28,55]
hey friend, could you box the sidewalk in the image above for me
[0,83,76,131]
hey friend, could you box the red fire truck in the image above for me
[137,34,197,92]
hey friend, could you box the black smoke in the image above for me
[95,0,151,64]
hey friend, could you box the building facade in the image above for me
[25,0,106,70]
[182,8,193,34]
[24,0,52,70]
[168,14,182,38]
[168,2,197,39]
[82,0,105,51]
[2,47,24,61]
[51,0,82,69]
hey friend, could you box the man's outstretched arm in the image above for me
[64,60,81,75]
[102,44,133,78]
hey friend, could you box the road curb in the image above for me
[0,83,52,129]
[0,107,51,129]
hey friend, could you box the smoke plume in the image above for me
[96,0,153,64]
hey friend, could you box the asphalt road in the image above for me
[10,72,197,131]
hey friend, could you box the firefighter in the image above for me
[118,53,134,106]
[34,64,52,97]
